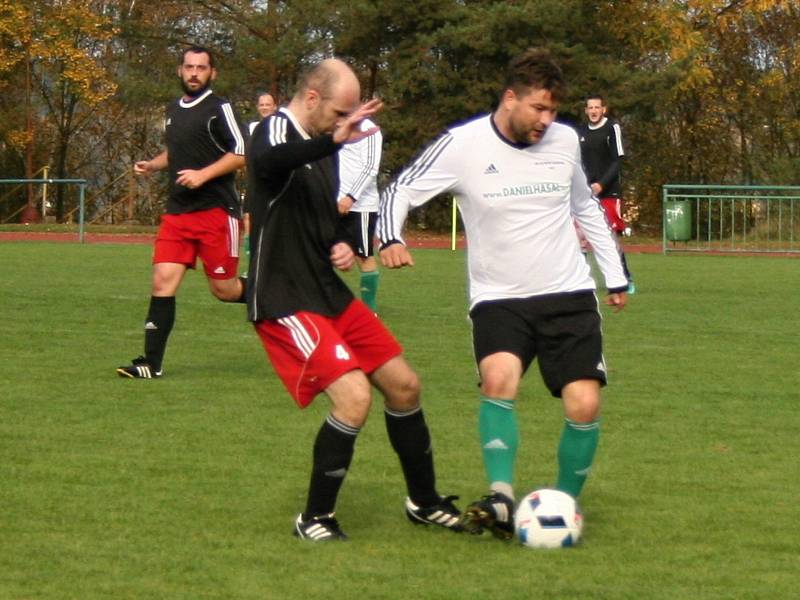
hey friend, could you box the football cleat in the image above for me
[459,492,515,540]
[404,495,464,532]
[294,513,348,541]
[116,356,162,379]
[627,281,636,295]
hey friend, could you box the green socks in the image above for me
[479,396,519,490]
[479,397,599,499]
[556,419,600,498]
[360,270,379,312]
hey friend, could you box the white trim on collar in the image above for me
[588,116,608,130]
[279,107,311,140]
[179,89,213,108]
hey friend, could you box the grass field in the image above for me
[1,242,797,599]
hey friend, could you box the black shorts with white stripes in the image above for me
[469,291,607,398]
[340,210,377,258]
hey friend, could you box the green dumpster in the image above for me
[665,200,692,241]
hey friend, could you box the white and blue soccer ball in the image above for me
[514,489,583,549]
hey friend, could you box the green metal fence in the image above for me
[662,184,800,254]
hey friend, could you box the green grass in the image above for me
[1,243,798,599]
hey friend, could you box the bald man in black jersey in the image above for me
[247,58,462,541]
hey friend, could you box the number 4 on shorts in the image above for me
[335,345,351,360]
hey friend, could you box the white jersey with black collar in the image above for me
[379,114,628,309]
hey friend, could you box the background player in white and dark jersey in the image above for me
[245,92,278,247]
[579,94,634,291]
[380,48,628,540]
[337,117,382,312]
[246,59,462,541]
[248,92,277,135]
[117,46,247,379]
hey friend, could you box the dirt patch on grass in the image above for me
[0,229,663,253]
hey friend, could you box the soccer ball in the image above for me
[514,489,583,548]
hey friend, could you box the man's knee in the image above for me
[151,264,185,295]
[208,276,241,301]
[562,380,601,422]
[334,385,372,427]
[390,368,420,407]
[377,359,421,411]
[479,353,522,399]
[328,371,373,428]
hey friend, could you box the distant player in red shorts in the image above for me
[578,94,635,293]
[247,59,462,541]
[117,46,248,379]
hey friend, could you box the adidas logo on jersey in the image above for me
[483,438,509,450]
[484,163,499,175]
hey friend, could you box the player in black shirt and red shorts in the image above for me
[578,94,634,292]
[117,46,248,379]
[247,58,462,541]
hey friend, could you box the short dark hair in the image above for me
[503,48,566,102]
[182,45,215,69]
[586,94,606,106]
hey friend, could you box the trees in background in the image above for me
[1,0,798,231]
[0,0,118,220]
[596,0,800,228]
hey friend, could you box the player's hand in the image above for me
[176,169,207,189]
[380,243,414,269]
[605,292,627,313]
[330,242,355,271]
[337,195,354,215]
[590,182,602,196]
[134,160,153,176]
[333,98,383,145]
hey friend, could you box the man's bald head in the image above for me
[291,58,361,136]
[297,59,359,99]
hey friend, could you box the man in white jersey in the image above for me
[379,48,628,540]
[337,117,383,312]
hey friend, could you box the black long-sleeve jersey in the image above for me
[164,89,247,216]
[246,108,353,321]
[578,117,624,198]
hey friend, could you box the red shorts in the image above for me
[600,197,626,233]
[153,207,241,280]
[253,300,403,408]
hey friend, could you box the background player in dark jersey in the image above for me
[247,58,462,541]
[579,94,635,292]
[117,46,247,379]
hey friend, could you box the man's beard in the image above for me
[181,79,210,98]
[508,120,536,145]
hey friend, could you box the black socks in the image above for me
[385,406,439,507]
[143,295,175,372]
[304,415,359,518]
